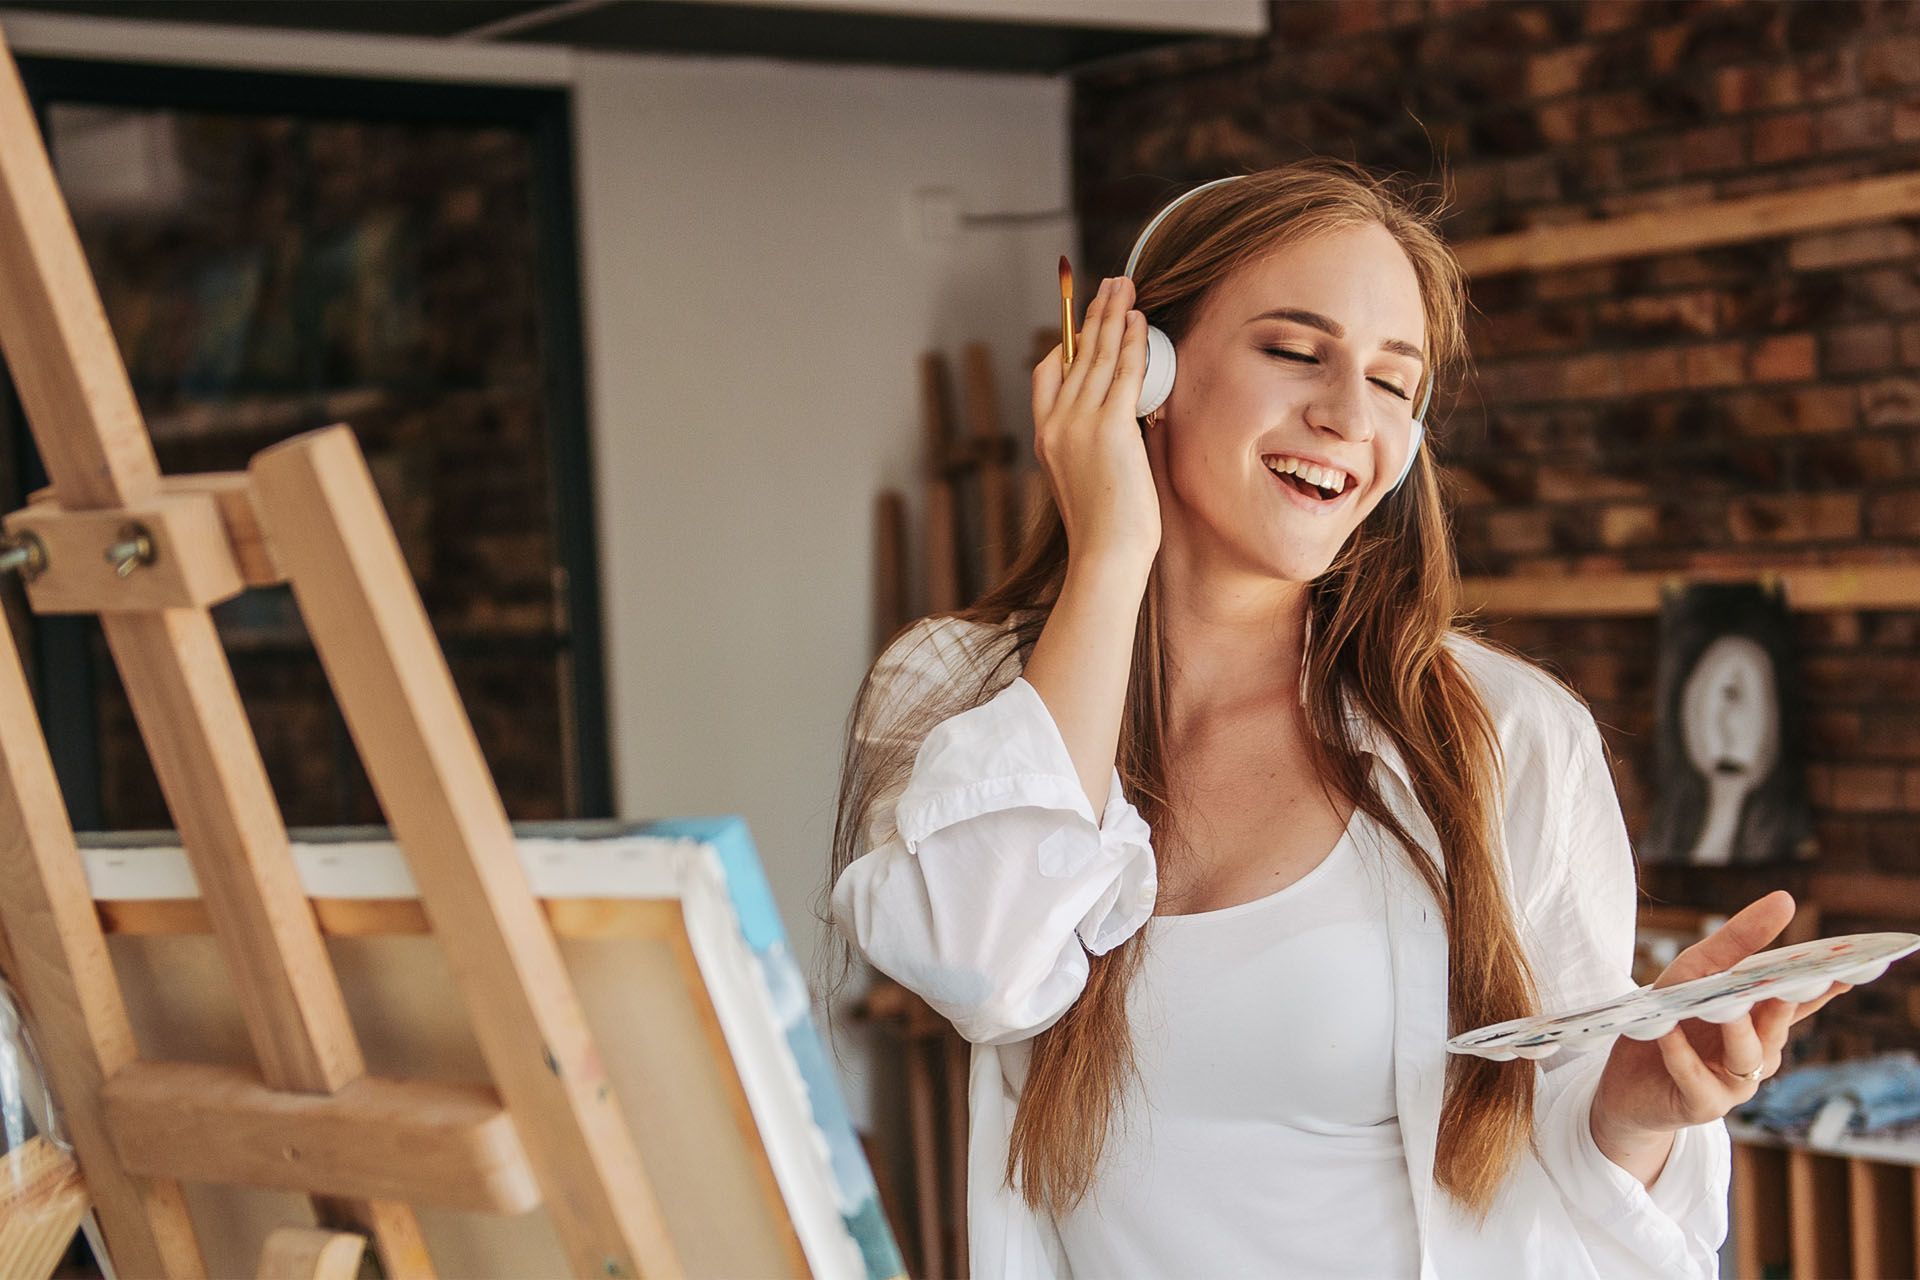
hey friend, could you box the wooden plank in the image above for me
[943,1034,968,1279]
[1464,563,1920,617]
[0,1136,91,1280]
[874,490,907,657]
[961,343,1011,586]
[1810,871,1920,921]
[1733,1141,1789,1280]
[905,1038,941,1280]
[248,426,680,1280]
[1454,169,1920,277]
[30,475,283,586]
[103,1062,539,1214]
[0,573,202,1276]
[0,30,431,1276]
[1789,1148,1850,1279]
[4,493,246,613]
[0,25,158,510]
[97,896,686,941]
[254,1228,366,1280]
[1849,1157,1913,1279]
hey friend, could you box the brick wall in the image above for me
[1072,0,1920,1055]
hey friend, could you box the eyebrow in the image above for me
[1246,307,1425,365]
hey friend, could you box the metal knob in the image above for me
[104,524,155,578]
[0,532,46,580]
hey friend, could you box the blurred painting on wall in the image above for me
[1643,581,1815,867]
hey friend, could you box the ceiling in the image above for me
[0,0,1270,74]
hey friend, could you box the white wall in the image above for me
[1,8,1074,1136]
[571,50,1071,1130]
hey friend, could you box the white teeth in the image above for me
[1263,456,1347,495]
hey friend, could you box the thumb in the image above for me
[1654,889,1795,987]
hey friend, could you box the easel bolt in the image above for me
[0,531,46,579]
[104,523,155,578]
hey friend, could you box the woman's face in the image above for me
[1145,220,1427,585]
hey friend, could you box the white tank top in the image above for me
[1051,809,1421,1278]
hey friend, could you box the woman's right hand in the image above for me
[1031,274,1161,576]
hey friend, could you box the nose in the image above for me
[1302,369,1376,444]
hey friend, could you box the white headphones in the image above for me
[1122,174,1431,493]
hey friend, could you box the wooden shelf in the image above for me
[1462,564,1920,617]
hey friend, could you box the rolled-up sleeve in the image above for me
[1528,708,1731,1278]
[831,655,1157,1045]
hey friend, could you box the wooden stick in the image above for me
[961,343,1011,588]
[254,1228,366,1280]
[0,591,201,1277]
[249,426,681,1280]
[0,30,431,1275]
[1453,169,1920,277]
[920,354,961,613]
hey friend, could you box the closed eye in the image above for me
[1264,348,1411,401]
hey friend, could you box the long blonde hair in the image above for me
[817,156,1544,1224]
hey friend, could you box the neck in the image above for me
[1156,546,1313,733]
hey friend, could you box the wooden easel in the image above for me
[0,27,682,1279]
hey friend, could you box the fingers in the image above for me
[1654,1024,1731,1119]
[1061,276,1135,408]
[1789,980,1854,1026]
[1032,341,1064,426]
[1719,1009,1767,1077]
[1102,309,1148,414]
[1657,890,1796,986]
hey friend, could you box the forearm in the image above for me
[1590,1098,1679,1189]
[1022,554,1151,818]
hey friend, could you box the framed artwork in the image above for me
[1642,581,1814,867]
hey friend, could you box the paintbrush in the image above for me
[1059,254,1075,370]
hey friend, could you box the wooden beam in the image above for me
[1463,564,1920,617]
[1454,169,1920,276]
[4,493,247,613]
[254,1228,366,1280]
[0,30,430,1276]
[103,1062,540,1214]
[96,895,686,940]
[0,547,202,1277]
[248,426,681,1280]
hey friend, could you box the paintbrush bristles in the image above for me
[1058,254,1075,370]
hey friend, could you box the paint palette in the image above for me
[1447,932,1920,1062]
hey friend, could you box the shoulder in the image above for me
[1440,630,1598,770]
[874,613,1022,686]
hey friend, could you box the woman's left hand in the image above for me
[1591,890,1853,1153]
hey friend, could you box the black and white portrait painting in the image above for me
[1642,582,1814,867]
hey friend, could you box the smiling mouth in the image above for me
[1262,456,1349,502]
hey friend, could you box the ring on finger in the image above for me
[1721,1061,1766,1083]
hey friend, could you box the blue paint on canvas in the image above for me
[647,816,907,1280]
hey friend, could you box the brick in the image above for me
[1684,342,1747,389]
[1749,333,1817,383]
[1680,123,1746,173]
[1485,509,1553,553]
[1828,765,1904,814]
[1726,493,1860,543]
[1617,136,1684,185]
[1852,266,1920,316]
[1595,292,1719,341]
[1825,323,1897,375]
[1862,379,1920,429]
[1619,348,1688,395]
[1538,102,1582,146]
[1867,488,1920,538]
[1903,320,1920,368]
[1898,95,1920,143]
[1563,352,1624,398]
[1526,45,1593,98]
[1598,504,1659,548]
[1534,466,1650,502]
[1864,33,1920,90]
[1906,769,1920,813]
[1585,90,1655,139]
[1818,100,1892,153]
[1503,154,1562,204]
[1790,224,1918,272]
[1751,111,1815,164]
[1535,263,1618,300]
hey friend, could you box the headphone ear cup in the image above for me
[1387,418,1425,492]
[1136,324,1176,419]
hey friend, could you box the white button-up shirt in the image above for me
[832,615,1730,1279]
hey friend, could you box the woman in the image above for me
[822,158,1844,1278]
